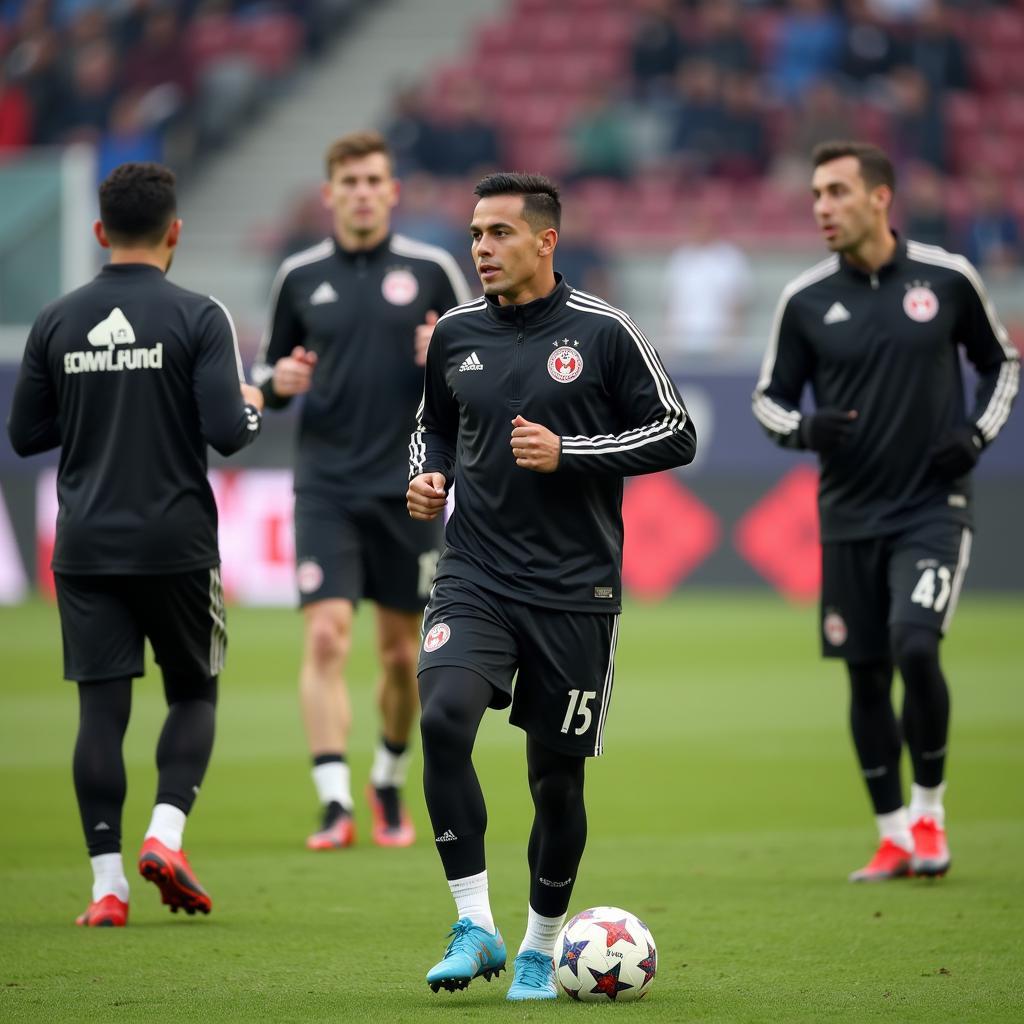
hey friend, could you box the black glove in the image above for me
[930,425,984,480]
[799,408,857,453]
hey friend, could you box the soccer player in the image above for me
[251,132,471,850]
[7,162,264,926]
[408,173,696,998]
[753,141,1019,882]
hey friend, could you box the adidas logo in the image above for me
[93,821,110,831]
[435,829,458,843]
[458,351,484,372]
[310,281,339,305]
[823,301,851,324]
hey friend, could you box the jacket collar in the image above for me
[484,274,570,326]
[333,233,392,262]
[838,232,907,283]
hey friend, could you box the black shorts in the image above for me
[820,520,972,662]
[418,576,619,757]
[294,493,442,611]
[54,568,227,683]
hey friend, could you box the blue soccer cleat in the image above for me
[426,918,506,992]
[506,950,558,1001]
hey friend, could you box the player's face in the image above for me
[323,152,398,241]
[811,156,887,254]
[470,196,549,303]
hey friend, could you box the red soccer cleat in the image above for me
[911,816,951,877]
[138,837,212,915]
[366,784,415,848]
[306,813,356,850]
[848,838,913,882]
[76,893,128,927]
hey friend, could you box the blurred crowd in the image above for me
[0,0,365,177]
[383,0,1022,274]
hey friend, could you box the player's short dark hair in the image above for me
[811,141,896,194]
[474,172,561,232]
[325,130,393,177]
[98,162,177,246]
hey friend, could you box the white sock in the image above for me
[518,906,565,957]
[369,742,411,789]
[875,807,913,851]
[449,870,494,933]
[909,782,946,827]
[145,803,187,852]
[91,852,129,903]
[312,760,352,810]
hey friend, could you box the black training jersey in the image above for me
[7,263,261,574]
[252,233,471,498]
[753,238,1019,542]
[411,277,697,613]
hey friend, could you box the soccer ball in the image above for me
[555,906,657,1002]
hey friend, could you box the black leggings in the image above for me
[420,667,588,916]
[846,624,950,815]
[74,672,217,856]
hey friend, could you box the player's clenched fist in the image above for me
[408,472,447,520]
[272,345,318,397]
[510,414,560,473]
[414,310,439,367]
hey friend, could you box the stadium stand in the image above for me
[380,0,1024,259]
[0,0,367,171]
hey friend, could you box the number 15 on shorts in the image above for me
[561,689,597,736]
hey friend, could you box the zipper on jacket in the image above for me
[510,308,525,408]
[870,272,879,290]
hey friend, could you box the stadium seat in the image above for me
[237,14,304,78]
[186,12,240,74]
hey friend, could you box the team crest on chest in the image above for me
[903,281,939,323]
[548,339,583,383]
[381,267,419,305]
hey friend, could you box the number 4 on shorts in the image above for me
[910,566,952,612]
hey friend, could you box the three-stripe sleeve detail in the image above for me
[563,291,686,456]
[251,240,333,385]
[907,242,1019,444]
[752,255,839,440]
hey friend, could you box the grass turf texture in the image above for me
[0,593,1021,1023]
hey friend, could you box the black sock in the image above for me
[419,667,493,879]
[322,801,350,828]
[847,661,903,815]
[155,673,217,813]
[313,753,346,767]
[893,624,949,788]
[526,737,587,917]
[74,678,132,856]
[381,735,407,757]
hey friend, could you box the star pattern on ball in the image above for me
[559,936,590,979]
[572,908,597,923]
[595,917,636,948]
[587,960,634,1000]
[637,941,657,986]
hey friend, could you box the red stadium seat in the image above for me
[237,14,303,77]
[186,13,240,72]
[978,10,1024,50]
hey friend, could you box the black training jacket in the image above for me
[410,277,697,613]
[252,233,471,498]
[7,263,260,574]
[753,238,1019,542]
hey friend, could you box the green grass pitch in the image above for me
[1,593,1022,1022]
